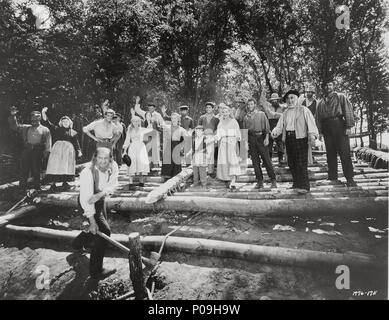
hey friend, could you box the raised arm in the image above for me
[134,96,146,120]
[41,107,57,132]
[8,109,29,133]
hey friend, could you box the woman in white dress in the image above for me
[122,115,153,188]
[214,103,242,190]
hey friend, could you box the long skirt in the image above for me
[45,140,76,182]
[127,140,150,176]
[217,137,241,181]
[161,140,182,178]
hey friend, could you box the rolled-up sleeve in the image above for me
[304,108,319,136]
[83,121,96,133]
[272,114,284,137]
[79,168,96,218]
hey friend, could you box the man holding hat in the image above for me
[264,92,285,165]
[302,85,317,116]
[271,89,318,194]
[198,102,219,177]
[83,108,120,151]
[315,81,357,187]
[8,107,52,191]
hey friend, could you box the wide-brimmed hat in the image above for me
[282,89,300,103]
[269,93,281,101]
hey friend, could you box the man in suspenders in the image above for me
[73,147,119,279]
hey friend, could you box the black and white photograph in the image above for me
[0,0,388,305]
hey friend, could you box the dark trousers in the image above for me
[248,134,276,182]
[113,143,123,166]
[20,145,44,189]
[321,119,354,181]
[73,200,111,276]
[285,133,309,190]
[269,119,284,161]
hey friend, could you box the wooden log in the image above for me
[128,232,147,300]
[174,189,388,200]
[3,225,381,269]
[355,147,389,169]
[106,196,388,218]
[145,166,193,204]
[33,191,388,218]
[140,236,381,270]
[0,205,38,227]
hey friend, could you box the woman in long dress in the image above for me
[41,107,82,191]
[214,103,241,190]
[161,113,188,181]
[122,115,153,188]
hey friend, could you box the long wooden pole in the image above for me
[3,225,381,270]
[128,232,147,300]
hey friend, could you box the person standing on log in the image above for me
[41,107,82,191]
[161,113,188,181]
[83,108,119,151]
[243,99,277,189]
[301,85,317,116]
[73,147,119,280]
[214,103,241,191]
[271,90,318,194]
[263,93,286,166]
[189,125,209,189]
[134,97,164,169]
[122,115,154,188]
[315,81,357,187]
[8,107,51,191]
[198,102,219,178]
[112,113,126,166]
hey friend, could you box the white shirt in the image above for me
[79,162,119,218]
[84,119,118,139]
[285,107,297,131]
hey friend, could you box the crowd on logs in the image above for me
[7,81,374,196]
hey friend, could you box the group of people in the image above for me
[7,80,357,195]
[7,81,358,279]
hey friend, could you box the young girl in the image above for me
[42,107,82,191]
[161,113,188,181]
[190,125,209,189]
[122,115,153,188]
[214,103,241,190]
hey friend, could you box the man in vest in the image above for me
[73,147,119,279]
[8,107,52,191]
